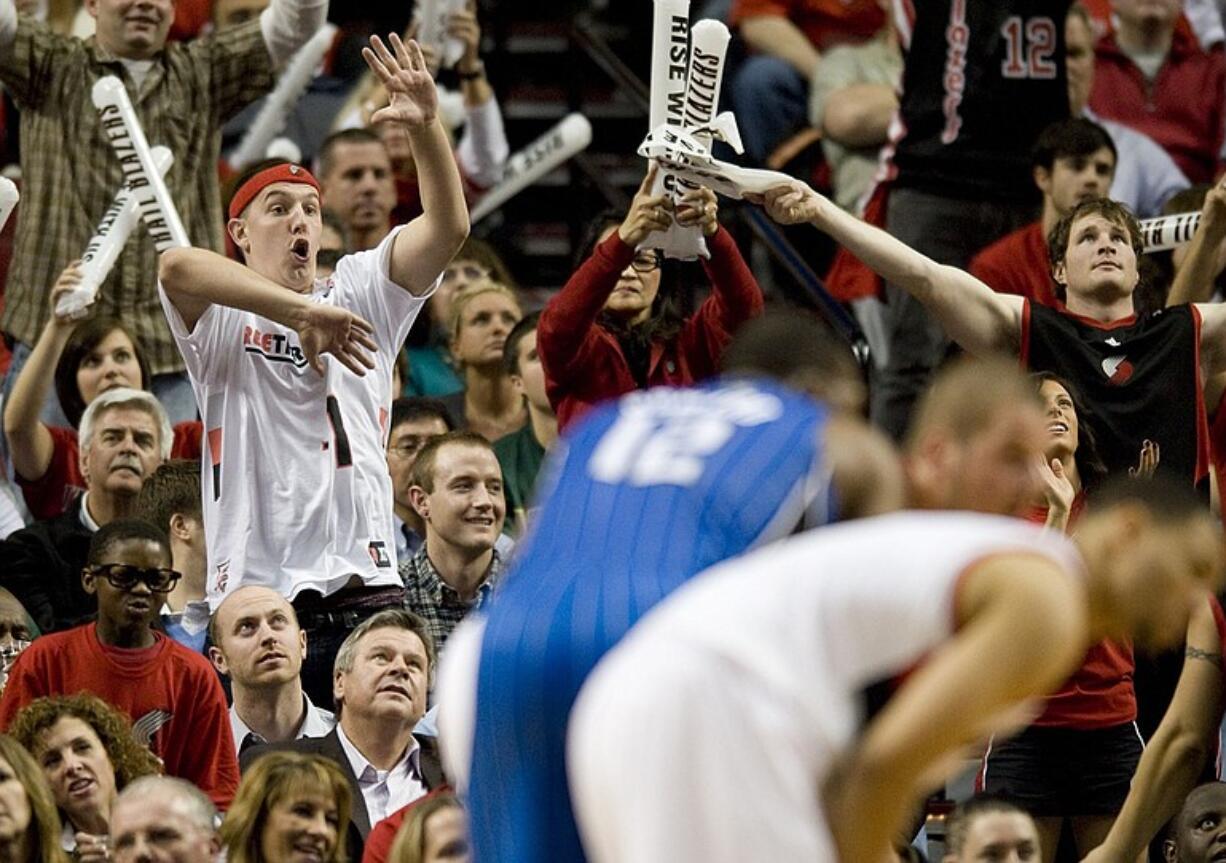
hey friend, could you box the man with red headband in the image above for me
[157,34,469,707]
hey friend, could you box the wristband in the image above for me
[457,61,485,80]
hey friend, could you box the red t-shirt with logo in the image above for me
[0,624,237,809]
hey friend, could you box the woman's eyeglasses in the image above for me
[630,251,662,273]
[84,563,182,592]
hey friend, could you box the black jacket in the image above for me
[0,496,95,633]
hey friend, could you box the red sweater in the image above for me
[1025,496,1136,728]
[361,788,454,863]
[969,221,1061,309]
[1089,27,1226,184]
[538,228,764,431]
[0,624,238,809]
[17,422,203,521]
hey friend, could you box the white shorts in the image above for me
[567,642,836,863]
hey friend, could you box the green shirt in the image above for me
[492,423,545,534]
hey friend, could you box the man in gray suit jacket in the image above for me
[242,609,445,859]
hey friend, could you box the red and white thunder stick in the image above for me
[55,146,175,319]
[91,76,189,251]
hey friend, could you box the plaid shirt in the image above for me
[0,17,276,374]
[400,544,504,657]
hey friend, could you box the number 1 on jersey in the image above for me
[326,395,354,468]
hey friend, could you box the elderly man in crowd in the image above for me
[111,776,222,863]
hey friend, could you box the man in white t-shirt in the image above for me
[157,33,468,707]
[566,478,1225,863]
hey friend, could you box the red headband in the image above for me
[228,163,321,219]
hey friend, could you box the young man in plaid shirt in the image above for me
[400,431,505,658]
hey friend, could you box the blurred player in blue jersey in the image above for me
[435,309,904,863]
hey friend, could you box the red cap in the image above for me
[228,163,321,219]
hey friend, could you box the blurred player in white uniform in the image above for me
[568,480,1224,863]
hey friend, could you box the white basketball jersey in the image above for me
[160,226,430,608]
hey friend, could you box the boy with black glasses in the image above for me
[0,519,238,808]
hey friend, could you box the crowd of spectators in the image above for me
[0,0,1220,860]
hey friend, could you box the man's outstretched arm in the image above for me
[363,35,469,296]
[1082,598,1226,863]
[158,249,376,376]
[757,182,1024,356]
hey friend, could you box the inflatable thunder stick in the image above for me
[230,24,339,171]
[92,76,189,251]
[644,0,709,260]
[416,0,467,69]
[470,114,593,223]
[56,147,175,319]
[1139,212,1201,252]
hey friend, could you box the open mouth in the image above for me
[465,515,494,527]
[291,239,311,264]
[1047,422,1068,434]
[378,683,412,699]
[257,652,288,667]
[292,843,325,863]
[67,777,95,797]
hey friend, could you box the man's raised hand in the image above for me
[296,304,378,377]
[363,34,438,129]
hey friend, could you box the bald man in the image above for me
[1165,783,1226,863]
[208,586,334,755]
[111,777,221,863]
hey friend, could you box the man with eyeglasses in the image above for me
[385,397,455,562]
[0,519,239,809]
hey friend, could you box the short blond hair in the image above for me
[448,279,522,343]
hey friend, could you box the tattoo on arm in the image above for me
[1186,646,1224,669]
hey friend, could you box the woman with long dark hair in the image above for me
[980,372,1142,863]
[537,165,764,430]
